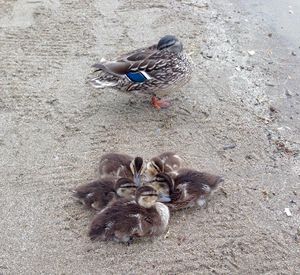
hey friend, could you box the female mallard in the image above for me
[88,35,193,109]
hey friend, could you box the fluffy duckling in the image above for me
[72,178,137,210]
[89,186,170,244]
[144,173,174,202]
[146,152,184,179]
[147,170,223,210]
[88,35,193,109]
[99,153,146,186]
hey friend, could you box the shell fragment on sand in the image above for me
[284,207,292,217]
[247,50,256,56]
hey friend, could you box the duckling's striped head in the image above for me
[136,186,158,208]
[115,178,137,199]
[130,157,146,187]
[146,157,164,178]
[145,172,173,203]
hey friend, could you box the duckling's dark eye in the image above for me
[152,164,160,172]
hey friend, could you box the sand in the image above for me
[0,0,299,274]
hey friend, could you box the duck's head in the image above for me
[115,178,137,200]
[145,173,174,203]
[145,157,164,178]
[136,186,159,208]
[157,35,183,53]
[129,157,146,187]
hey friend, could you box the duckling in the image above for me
[145,152,184,179]
[99,153,146,186]
[72,178,137,210]
[88,35,193,109]
[172,169,224,209]
[89,186,170,244]
[147,170,223,210]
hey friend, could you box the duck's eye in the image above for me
[154,166,160,172]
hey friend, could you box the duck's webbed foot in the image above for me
[151,96,171,110]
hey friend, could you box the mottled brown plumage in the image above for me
[72,178,116,210]
[146,152,184,179]
[147,170,223,210]
[88,35,193,109]
[72,178,137,210]
[99,153,145,186]
[89,186,170,244]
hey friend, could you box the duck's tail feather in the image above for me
[88,62,122,89]
[88,76,119,89]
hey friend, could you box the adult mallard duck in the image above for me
[88,35,193,109]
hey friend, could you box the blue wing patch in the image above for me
[126,72,147,83]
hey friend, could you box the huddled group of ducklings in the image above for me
[72,152,223,245]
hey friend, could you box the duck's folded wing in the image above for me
[168,193,198,210]
[92,44,157,74]
[118,44,157,61]
[73,180,102,199]
[90,45,169,89]
[93,52,166,75]
[92,61,131,76]
[127,49,169,72]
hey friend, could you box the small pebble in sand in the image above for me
[223,144,236,150]
[284,208,292,217]
[296,228,300,242]
[248,50,256,56]
[269,105,277,113]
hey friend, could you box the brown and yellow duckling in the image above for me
[89,186,170,244]
[72,178,137,210]
[99,153,146,186]
[146,169,223,210]
[145,152,184,179]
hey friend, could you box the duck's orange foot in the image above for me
[151,96,171,110]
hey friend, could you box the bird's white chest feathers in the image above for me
[155,202,170,230]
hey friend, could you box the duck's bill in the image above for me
[133,175,142,187]
[158,194,171,203]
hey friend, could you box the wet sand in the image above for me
[0,0,299,274]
